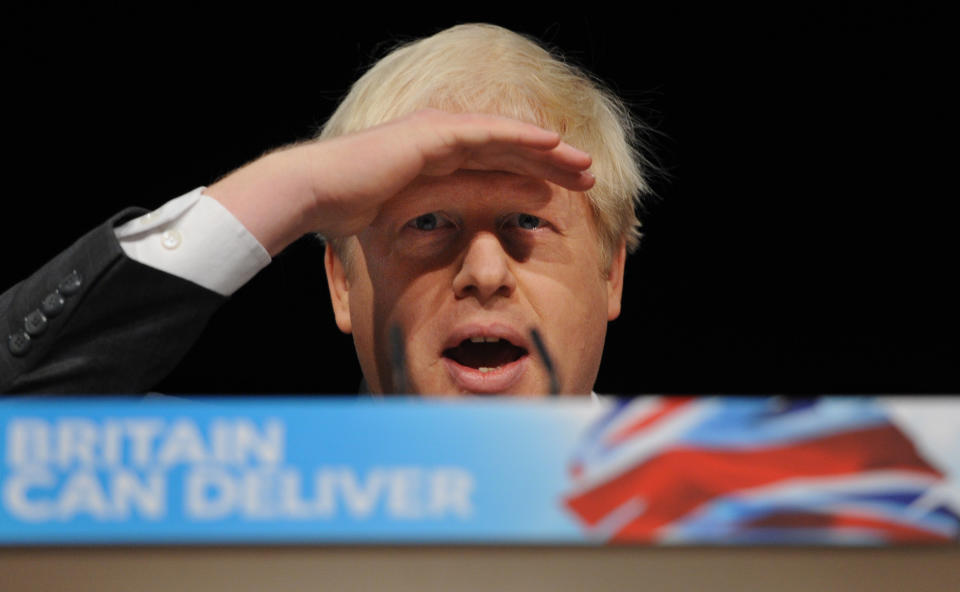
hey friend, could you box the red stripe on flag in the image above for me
[565,424,942,542]
[605,396,695,446]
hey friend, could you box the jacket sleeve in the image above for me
[0,209,226,394]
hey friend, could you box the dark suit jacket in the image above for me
[0,210,225,394]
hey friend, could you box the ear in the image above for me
[324,244,353,334]
[606,241,627,321]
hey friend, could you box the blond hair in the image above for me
[322,23,651,267]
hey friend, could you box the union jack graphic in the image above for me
[564,397,960,544]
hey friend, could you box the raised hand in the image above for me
[205,110,593,255]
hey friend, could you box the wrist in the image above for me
[205,150,316,256]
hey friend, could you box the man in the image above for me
[0,24,650,395]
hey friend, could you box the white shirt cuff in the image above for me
[115,187,271,296]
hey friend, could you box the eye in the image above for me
[405,212,453,231]
[505,213,545,230]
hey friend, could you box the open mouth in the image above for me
[442,337,528,372]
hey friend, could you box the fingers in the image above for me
[546,142,593,172]
[542,169,595,192]
[414,111,595,189]
[461,147,596,191]
[446,113,593,170]
[415,110,563,150]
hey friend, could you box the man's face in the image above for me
[324,171,625,395]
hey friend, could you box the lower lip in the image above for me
[442,355,529,394]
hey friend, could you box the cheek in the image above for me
[556,281,610,392]
[357,246,454,354]
[524,262,609,364]
[561,276,609,339]
[345,267,374,341]
[390,268,456,349]
[366,253,439,323]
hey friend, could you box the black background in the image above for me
[3,5,954,395]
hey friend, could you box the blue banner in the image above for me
[2,397,959,545]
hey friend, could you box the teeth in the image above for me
[470,337,485,343]
[485,337,500,343]
[478,367,494,373]
[469,336,502,343]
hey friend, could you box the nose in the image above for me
[452,232,516,303]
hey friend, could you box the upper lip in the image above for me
[441,322,531,354]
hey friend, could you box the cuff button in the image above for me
[161,229,182,250]
[59,270,83,296]
[8,332,31,356]
[41,291,66,316]
[24,310,48,336]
